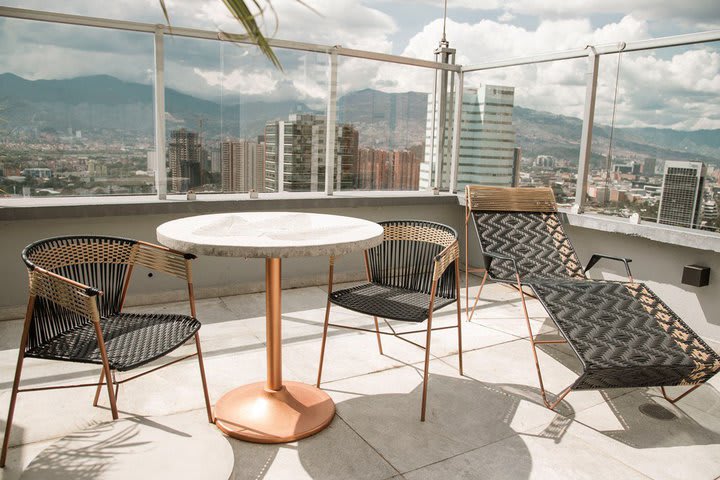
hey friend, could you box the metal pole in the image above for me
[574,48,599,213]
[449,71,463,194]
[153,26,167,200]
[325,50,338,196]
[435,64,448,190]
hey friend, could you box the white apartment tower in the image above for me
[221,140,259,193]
[657,160,706,229]
[420,85,516,191]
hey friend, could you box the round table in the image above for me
[156,212,384,443]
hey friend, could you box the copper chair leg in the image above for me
[317,300,332,388]
[93,368,105,407]
[455,262,463,376]
[467,271,488,322]
[194,333,213,423]
[373,316,384,355]
[420,310,434,422]
[0,355,23,468]
[516,275,573,410]
[93,321,118,420]
[661,384,702,404]
[1,297,34,468]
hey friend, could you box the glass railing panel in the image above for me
[462,58,586,204]
[0,18,154,198]
[334,57,442,192]
[587,43,720,234]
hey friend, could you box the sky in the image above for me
[0,0,719,130]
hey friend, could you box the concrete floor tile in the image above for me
[459,339,628,415]
[227,416,398,480]
[324,360,559,474]
[402,428,651,480]
[569,390,720,480]
[20,409,232,480]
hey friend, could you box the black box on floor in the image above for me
[681,265,710,287]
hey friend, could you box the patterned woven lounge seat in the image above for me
[1,236,213,468]
[465,185,720,409]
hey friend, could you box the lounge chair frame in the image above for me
[464,186,720,410]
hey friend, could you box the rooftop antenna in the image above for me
[429,0,455,192]
[441,0,449,46]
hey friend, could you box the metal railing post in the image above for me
[153,25,167,200]
[574,48,599,213]
[449,71,463,194]
[325,50,338,196]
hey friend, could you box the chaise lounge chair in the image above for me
[464,185,720,409]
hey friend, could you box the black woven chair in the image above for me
[465,185,720,410]
[1,236,213,468]
[316,220,462,421]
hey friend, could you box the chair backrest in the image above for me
[21,236,139,350]
[366,220,457,298]
[467,186,585,282]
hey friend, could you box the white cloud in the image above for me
[417,0,720,24]
[193,68,279,95]
[367,14,719,129]
[498,12,515,23]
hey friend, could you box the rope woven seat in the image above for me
[1,235,213,468]
[317,220,463,421]
[25,312,201,372]
[330,284,456,323]
[465,186,720,410]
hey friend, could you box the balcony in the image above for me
[1,195,719,479]
[1,3,720,479]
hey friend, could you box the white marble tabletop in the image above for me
[157,211,384,258]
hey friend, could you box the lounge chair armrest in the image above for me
[482,252,522,280]
[133,240,195,280]
[584,253,633,281]
[433,240,460,281]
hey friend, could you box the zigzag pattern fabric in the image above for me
[531,281,719,389]
[472,206,720,390]
[472,211,584,282]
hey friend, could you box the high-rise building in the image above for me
[264,114,359,192]
[255,136,266,192]
[657,161,706,229]
[420,85,516,191]
[167,128,203,192]
[356,148,420,190]
[221,139,263,192]
[643,157,657,176]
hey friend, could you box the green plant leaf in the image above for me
[158,0,282,70]
[222,0,283,70]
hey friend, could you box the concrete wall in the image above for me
[0,196,465,320]
[2,195,718,343]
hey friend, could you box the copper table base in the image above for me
[214,258,336,443]
[214,381,335,443]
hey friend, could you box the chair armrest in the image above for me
[29,267,102,321]
[482,252,522,280]
[133,240,195,279]
[433,240,460,281]
[584,253,633,281]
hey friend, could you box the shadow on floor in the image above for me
[531,328,720,449]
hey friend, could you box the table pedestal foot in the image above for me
[214,381,335,443]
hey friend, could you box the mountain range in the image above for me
[0,73,717,165]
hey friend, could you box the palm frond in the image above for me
[222,0,282,70]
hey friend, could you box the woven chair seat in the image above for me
[329,283,456,323]
[25,312,201,372]
[530,279,720,390]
